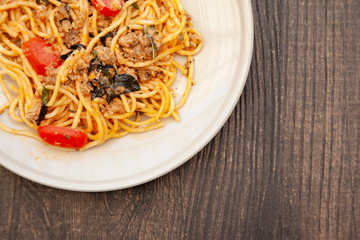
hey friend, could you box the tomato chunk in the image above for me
[90,0,123,16]
[38,126,88,149]
[23,38,62,76]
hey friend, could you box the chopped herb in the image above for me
[143,26,159,59]
[41,87,50,105]
[105,90,118,104]
[101,69,112,78]
[87,58,97,73]
[61,44,85,59]
[112,74,140,94]
[149,36,158,59]
[60,51,73,60]
[65,4,71,13]
[91,51,98,59]
[36,105,47,126]
[91,87,106,101]
[36,87,50,126]
[88,57,140,103]
[99,31,116,46]
[70,44,85,50]
[90,71,140,103]
[132,3,139,9]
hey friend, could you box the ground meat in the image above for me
[55,4,82,47]
[105,97,126,115]
[94,46,117,65]
[26,98,42,122]
[68,70,88,84]
[73,57,90,72]
[118,28,163,61]
[73,15,87,31]
[184,33,202,51]
[55,5,72,32]
[96,14,113,28]
[64,30,81,48]
[136,67,160,83]
[185,13,192,21]
[80,81,91,95]
[118,30,154,62]
[67,56,91,83]
[42,67,59,86]
[35,5,48,22]
[63,79,75,88]
[117,66,138,81]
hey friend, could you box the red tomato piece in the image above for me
[90,0,123,16]
[37,126,88,149]
[23,38,62,76]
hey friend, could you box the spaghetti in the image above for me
[0,0,203,150]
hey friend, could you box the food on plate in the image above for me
[0,0,203,150]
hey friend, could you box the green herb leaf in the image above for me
[101,69,111,78]
[36,87,49,126]
[36,105,47,126]
[106,90,117,104]
[41,87,50,105]
[92,51,98,59]
[143,25,147,35]
[59,51,73,60]
[132,3,139,9]
[113,74,141,94]
[143,26,158,59]
[149,36,158,59]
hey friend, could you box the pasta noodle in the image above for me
[0,0,203,150]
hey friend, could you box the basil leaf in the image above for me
[41,87,49,105]
[36,105,48,126]
[106,90,118,104]
[60,51,73,60]
[113,74,140,93]
[36,87,49,126]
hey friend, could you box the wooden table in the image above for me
[1,0,359,239]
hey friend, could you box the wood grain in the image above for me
[0,0,359,239]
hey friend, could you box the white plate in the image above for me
[0,0,253,192]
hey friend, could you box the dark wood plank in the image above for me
[0,0,359,239]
